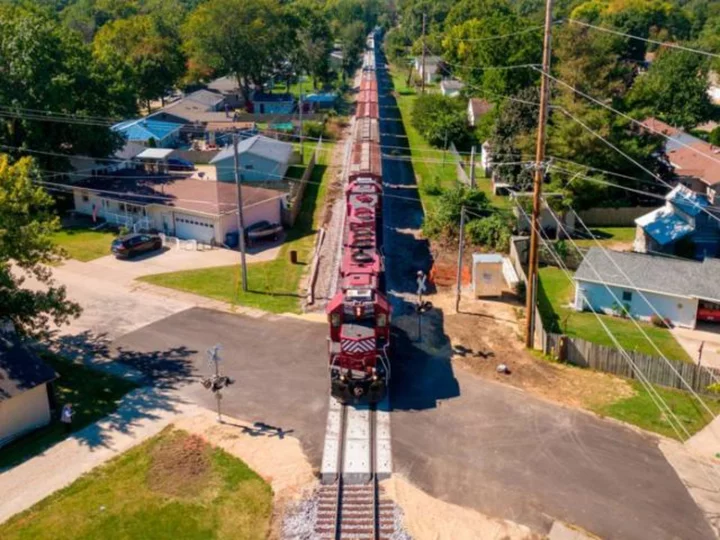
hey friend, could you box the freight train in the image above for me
[326,32,390,403]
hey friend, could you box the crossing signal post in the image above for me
[201,344,235,423]
[416,270,432,341]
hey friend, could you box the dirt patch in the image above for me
[147,430,211,497]
[433,288,634,409]
[382,475,536,540]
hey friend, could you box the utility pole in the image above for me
[455,207,466,313]
[421,13,427,95]
[525,0,554,348]
[470,146,476,188]
[299,90,304,164]
[233,134,249,292]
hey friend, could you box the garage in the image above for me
[174,213,216,243]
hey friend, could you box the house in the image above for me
[480,140,493,177]
[708,71,720,106]
[573,248,720,329]
[634,184,720,259]
[112,117,182,147]
[467,98,493,127]
[642,118,720,204]
[206,76,245,108]
[413,56,442,84]
[0,334,58,448]
[70,170,282,244]
[210,135,294,184]
[304,93,338,111]
[149,89,231,128]
[440,79,464,98]
[249,92,295,115]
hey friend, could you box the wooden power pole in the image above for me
[525,0,554,348]
[421,13,427,94]
[232,134,249,292]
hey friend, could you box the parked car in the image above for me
[245,221,283,244]
[167,157,194,171]
[111,233,163,259]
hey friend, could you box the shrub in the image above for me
[422,186,491,239]
[421,175,442,196]
[650,314,669,328]
[706,382,720,395]
[465,214,512,252]
[515,280,526,303]
[303,121,326,139]
[410,93,472,148]
[710,126,720,146]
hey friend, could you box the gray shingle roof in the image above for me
[574,248,720,302]
[210,135,293,165]
[0,337,57,401]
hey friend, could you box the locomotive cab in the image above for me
[327,288,390,403]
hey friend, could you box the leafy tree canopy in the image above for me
[411,94,473,148]
[0,155,81,337]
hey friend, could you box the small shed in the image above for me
[136,148,175,174]
[472,253,505,298]
[0,336,58,448]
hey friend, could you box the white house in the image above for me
[414,56,442,84]
[210,135,294,184]
[480,140,493,177]
[573,248,720,329]
[467,98,493,127]
[0,335,57,448]
[71,173,282,245]
[440,79,464,98]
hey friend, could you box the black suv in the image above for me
[111,233,163,259]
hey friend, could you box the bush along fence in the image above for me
[509,236,720,395]
[281,149,317,227]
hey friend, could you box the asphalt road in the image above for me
[374,50,715,540]
[112,308,330,466]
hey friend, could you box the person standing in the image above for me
[61,403,74,433]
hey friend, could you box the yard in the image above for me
[138,144,332,313]
[592,380,720,440]
[52,228,116,262]
[573,227,636,249]
[388,65,510,212]
[0,353,138,470]
[1,429,273,539]
[538,266,692,362]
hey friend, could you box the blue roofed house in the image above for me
[574,248,720,329]
[210,135,294,184]
[250,93,295,114]
[304,93,338,111]
[112,117,182,148]
[634,184,720,259]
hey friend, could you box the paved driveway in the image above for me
[672,323,720,368]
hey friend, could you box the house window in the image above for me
[622,291,633,303]
[81,192,90,203]
[245,164,254,170]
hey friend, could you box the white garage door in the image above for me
[174,214,216,243]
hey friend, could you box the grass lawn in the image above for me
[138,144,332,314]
[593,380,720,440]
[538,266,692,362]
[388,65,511,213]
[52,228,117,262]
[2,429,273,539]
[574,227,636,248]
[0,353,138,470]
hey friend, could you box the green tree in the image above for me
[0,6,131,171]
[339,21,367,80]
[93,15,186,111]
[422,185,490,238]
[0,155,81,337]
[288,3,333,88]
[627,49,712,128]
[411,94,472,148]
[183,0,286,102]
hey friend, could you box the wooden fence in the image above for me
[448,142,470,186]
[577,206,657,227]
[541,333,720,395]
[281,150,317,227]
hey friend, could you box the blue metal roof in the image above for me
[305,93,337,104]
[636,207,694,246]
[668,187,709,217]
[112,118,182,142]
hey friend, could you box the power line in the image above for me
[536,67,720,168]
[568,19,720,60]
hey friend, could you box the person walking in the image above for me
[60,404,74,434]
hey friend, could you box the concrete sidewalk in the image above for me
[0,387,199,524]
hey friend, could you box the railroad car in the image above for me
[326,33,391,403]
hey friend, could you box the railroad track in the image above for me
[316,405,395,539]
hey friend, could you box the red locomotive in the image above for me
[326,34,390,403]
